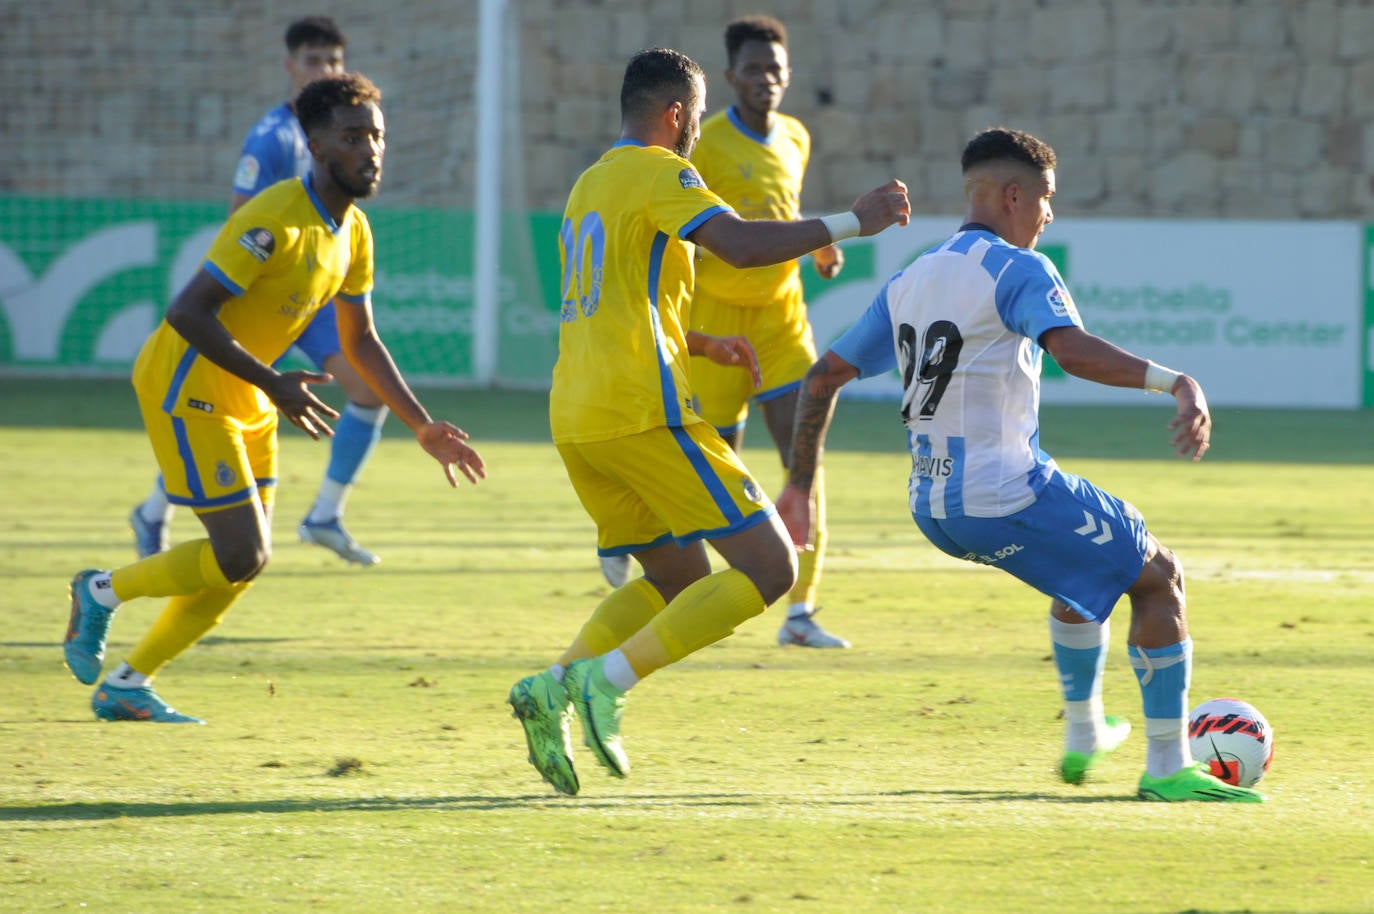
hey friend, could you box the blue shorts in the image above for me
[278,301,341,371]
[914,469,1149,622]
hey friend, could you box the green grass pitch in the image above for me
[1,379,1371,913]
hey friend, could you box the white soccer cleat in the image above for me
[298,518,380,566]
[776,609,851,649]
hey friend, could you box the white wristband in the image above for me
[1144,361,1182,393]
[819,211,861,243]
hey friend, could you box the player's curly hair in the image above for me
[285,16,345,52]
[725,15,788,66]
[620,48,704,122]
[296,72,381,137]
[961,127,1057,173]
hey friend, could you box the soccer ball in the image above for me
[1188,697,1274,788]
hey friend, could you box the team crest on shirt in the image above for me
[741,477,764,504]
[1046,285,1077,319]
[214,461,238,488]
[238,227,276,263]
[679,167,705,190]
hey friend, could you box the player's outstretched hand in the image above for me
[1167,374,1211,461]
[700,334,761,389]
[417,421,486,486]
[267,370,340,440]
[813,244,844,280]
[851,179,911,236]
[775,483,814,552]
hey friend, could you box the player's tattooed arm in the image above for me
[788,351,858,491]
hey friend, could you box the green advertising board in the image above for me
[0,197,562,387]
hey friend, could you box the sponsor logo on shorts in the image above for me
[238,227,276,263]
[186,398,214,414]
[679,167,705,190]
[741,477,764,504]
[214,461,237,488]
[960,542,1024,565]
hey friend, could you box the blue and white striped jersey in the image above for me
[832,226,1082,519]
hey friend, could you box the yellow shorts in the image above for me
[557,422,774,556]
[137,393,278,511]
[690,291,816,433]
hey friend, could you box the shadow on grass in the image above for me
[0,787,1146,822]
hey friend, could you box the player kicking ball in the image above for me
[777,127,1262,803]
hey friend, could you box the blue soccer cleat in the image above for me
[129,506,168,559]
[64,570,116,685]
[92,684,204,724]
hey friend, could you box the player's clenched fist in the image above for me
[852,178,911,235]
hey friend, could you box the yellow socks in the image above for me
[125,581,252,677]
[786,464,826,608]
[559,578,667,665]
[110,539,230,600]
[619,568,766,678]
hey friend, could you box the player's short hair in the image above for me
[961,127,1057,173]
[285,16,346,52]
[296,73,381,137]
[724,15,788,66]
[620,48,704,122]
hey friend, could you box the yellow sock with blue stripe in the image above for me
[617,568,765,678]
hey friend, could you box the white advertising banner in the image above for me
[807,217,1362,409]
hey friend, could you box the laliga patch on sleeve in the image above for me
[238,227,276,263]
[1046,285,1078,319]
[233,154,261,192]
[678,167,705,190]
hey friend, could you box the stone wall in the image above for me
[5,0,1373,218]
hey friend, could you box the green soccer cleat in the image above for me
[1060,714,1132,785]
[92,684,204,724]
[563,657,629,778]
[64,570,117,685]
[1138,762,1265,803]
[507,670,579,796]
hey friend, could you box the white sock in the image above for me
[307,478,350,525]
[1144,717,1193,778]
[1063,695,1106,754]
[105,662,149,689]
[548,663,565,683]
[601,649,639,691]
[786,602,811,620]
[89,571,121,609]
[140,483,173,523]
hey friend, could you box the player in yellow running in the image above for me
[692,15,848,648]
[62,74,485,723]
[508,47,909,795]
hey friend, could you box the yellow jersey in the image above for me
[691,107,810,307]
[133,175,374,425]
[550,140,732,443]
